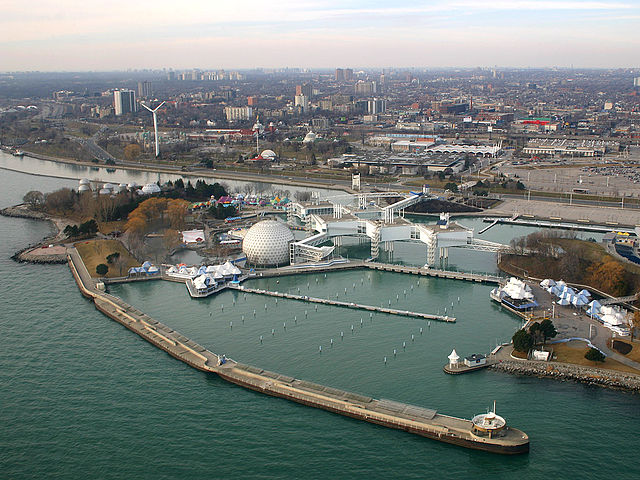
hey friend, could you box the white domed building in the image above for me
[260,149,277,161]
[242,220,294,266]
[303,131,317,144]
[140,183,161,195]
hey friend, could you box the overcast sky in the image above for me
[2,0,640,71]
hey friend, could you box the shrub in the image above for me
[96,263,109,276]
[584,347,605,363]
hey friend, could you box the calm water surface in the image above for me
[1,168,638,480]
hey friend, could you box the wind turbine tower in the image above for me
[141,101,165,157]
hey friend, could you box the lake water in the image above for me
[1,165,638,480]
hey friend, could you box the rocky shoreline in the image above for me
[491,360,640,393]
[1,205,68,264]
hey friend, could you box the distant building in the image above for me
[367,98,386,114]
[294,94,309,113]
[247,96,258,106]
[113,89,137,116]
[137,81,152,99]
[224,106,253,122]
[296,83,313,99]
[355,80,378,95]
[335,68,353,82]
[312,117,331,130]
[634,77,640,88]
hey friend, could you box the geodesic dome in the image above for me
[242,220,294,266]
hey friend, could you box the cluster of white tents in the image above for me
[500,277,536,301]
[166,261,242,284]
[541,279,630,335]
[586,301,630,335]
[540,279,591,307]
[128,261,160,276]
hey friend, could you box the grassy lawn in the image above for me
[97,220,126,235]
[551,341,639,374]
[610,339,640,364]
[75,239,139,278]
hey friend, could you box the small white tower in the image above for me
[352,172,361,191]
[448,349,460,368]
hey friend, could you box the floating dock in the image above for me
[233,285,455,322]
[66,248,528,454]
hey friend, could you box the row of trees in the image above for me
[125,197,191,240]
[63,219,98,238]
[512,319,558,353]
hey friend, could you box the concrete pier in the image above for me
[233,285,455,322]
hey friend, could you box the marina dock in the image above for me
[66,247,528,454]
[233,285,455,322]
[262,261,502,284]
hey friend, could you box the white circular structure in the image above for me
[79,178,90,186]
[303,131,317,143]
[140,183,161,195]
[260,149,277,160]
[78,184,91,193]
[242,220,294,266]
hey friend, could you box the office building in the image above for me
[137,81,152,99]
[224,106,253,122]
[296,83,313,99]
[113,89,137,116]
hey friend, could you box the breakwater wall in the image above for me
[491,360,640,393]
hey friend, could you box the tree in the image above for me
[512,329,533,353]
[587,261,628,296]
[96,263,109,276]
[444,182,458,192]
[63,224,79,238]
[294,191,312,202]
[124,143,142,162]
[23,190,45,209]
[106,252,120,264]
[584,347,605,363]
[78,219,98,235]
[539,319,558,343]
[528,322,543,345]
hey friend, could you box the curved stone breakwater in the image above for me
[1,205,70,264]
[491,361,640,393]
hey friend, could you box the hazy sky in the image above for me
[2,0,640,71]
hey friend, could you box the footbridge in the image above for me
[599,293,640,306]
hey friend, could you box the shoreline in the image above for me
[0,205,69,263]
[6,149,355,194]
[491,359,640,393]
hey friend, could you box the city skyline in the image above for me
[2,0,640,71]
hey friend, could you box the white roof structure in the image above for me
[303,131,317,143]
[260,149,277,160]
[242,220,294,266]
[182,229,205,244]
[501,278,534,300]
[140,183,161,195]
[448,349,460,364]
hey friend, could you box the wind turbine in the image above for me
[141,101,165,157]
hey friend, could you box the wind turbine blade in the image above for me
[141,103,154,112]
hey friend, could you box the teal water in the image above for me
[1,167,639,479]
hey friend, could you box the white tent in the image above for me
[578,289,592,297]
[540,279,556,288]
[557,298,571,306]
